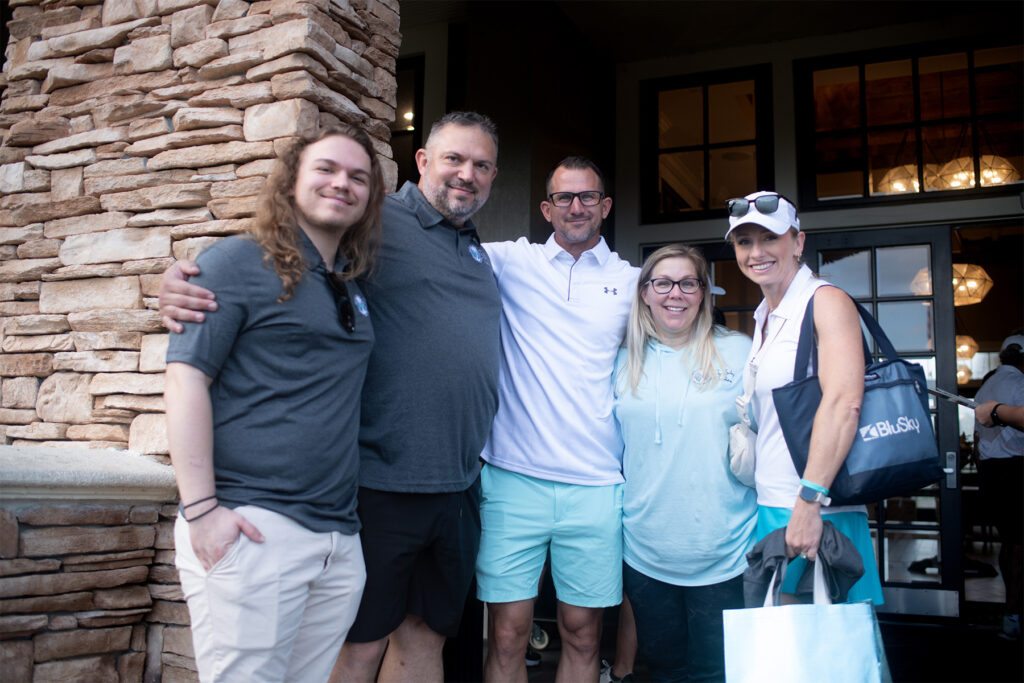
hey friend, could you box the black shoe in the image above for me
[525,646,542,667]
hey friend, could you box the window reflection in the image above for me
[877,245,931,296]
[878,301,935,352]
[819,248,872,298]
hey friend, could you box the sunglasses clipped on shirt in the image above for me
[325,270,356,334]
[726,192,791,218]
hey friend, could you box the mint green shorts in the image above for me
[475,464,624,608]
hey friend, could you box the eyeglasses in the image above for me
[726,192,790,218]
[546,191,604,207]
[644,277,703,295]
[325,270,356,333]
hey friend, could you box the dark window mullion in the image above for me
[912,57,925,193]
[967,50,981,186]
[702,84,711,211]
[859,64,870,198]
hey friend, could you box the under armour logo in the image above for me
[604,287,618,295]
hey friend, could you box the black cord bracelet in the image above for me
[182,494,217,510]
[991,403,1005,427]
[185,504,219,523]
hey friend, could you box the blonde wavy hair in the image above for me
[251,124,384,301]
[618,244,735,395]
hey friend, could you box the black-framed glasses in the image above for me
[546,191,604,207]
[643,277,703,295]
[726,192,791,218]
[325,271,356,333]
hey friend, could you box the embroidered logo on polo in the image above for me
[603,287,618,295]
[468,244,488,265]
[353,294,369,317]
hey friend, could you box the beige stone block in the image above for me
[359,95,395,122]
[50,167,85,202]
[166,218,250,239]
[48,71,181,110]
[101,183,212,212]
[44,212,130,239]
[0,301,41,316]
[36,372,95,423]
[130,412,169,454]
[171,107,242,132]
[0,408,38,424]
[208,196,258,219]
[41,62,117,94]
[380,156,398,194]
[83,158,147,179]
[21,526,155,558]
[149,140,275,173]
[0,282,40,301]
[92,97,185,129]
[123,125,244,157]
[0,353,53,377]
[3,315,69,335]
[2,334,75,353]
[68,309,163,333]
[0,613,48,638]
[243,98,319,143]
[5,422,68,440]
[197,51,263,80]
[10,196,100,226]
[150,563,179,582]
[103,0,159,26]
[163,624,194,657]
[0,163,26,194]
[72,331,144,351]
[33,626,132,662]
[128,116,174,142]
[26,18,156,61]
[149,75,244,101]
[185,82,274,109]
[0,225,45,245]
[124,258,175,275]
[172,235,220,262]
[127,208,213,228]
[172,38,229,69]
[89,372,165,396]
[171,4,215,48]
[24,148,97,172]
[0,258,60,283]
[16,238,61,259]
[67,423,132,441]
[0,192,50,212]
[140,334,169,372]
[0,95,50,115]
[99,394,166,412]
[245,52,328,83]
[19,504,132,526]
[31,127,129,156]
[235,158,276,179]
[40,277,143,313]
[271,71,364,124]
[154,521,174,550]
[54,351,141,373]
[0,558,62,578]
[209,177,264,199]
[44,264,126,281]
[60,227,172,266]
[0,640,33,682]
[0,510,16,559]
[83,169,196,196]
[2,377,39,408]
[212,0,250,21]
[0,566,150,600]
[163,652,199,672]
[114,34,173,74]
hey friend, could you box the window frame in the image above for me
[639,64,775,225]
[793,40,1023,210]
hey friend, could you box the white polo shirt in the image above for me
[481,235,639,485]
[974,364,1024,460]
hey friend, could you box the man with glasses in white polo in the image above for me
[477,156,639,682]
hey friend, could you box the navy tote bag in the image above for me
[772,292,943,506]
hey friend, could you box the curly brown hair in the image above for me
[251,124,384,301]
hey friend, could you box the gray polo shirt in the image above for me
[357,181,501,492]
[166,232,373,534]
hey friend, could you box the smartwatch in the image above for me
[799,483,831,507]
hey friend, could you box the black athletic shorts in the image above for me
[346,478,482,642]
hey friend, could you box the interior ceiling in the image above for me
[398,1,1016,63]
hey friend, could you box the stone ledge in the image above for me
[0,445,176,503]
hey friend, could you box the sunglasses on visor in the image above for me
[726,193,791,218]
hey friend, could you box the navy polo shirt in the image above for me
[166,232,373,534]
[357,181,501,493]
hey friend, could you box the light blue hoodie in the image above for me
[613,331,757,586]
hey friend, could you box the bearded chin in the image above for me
[432,187,480,223]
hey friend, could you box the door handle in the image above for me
[944,451,957,489]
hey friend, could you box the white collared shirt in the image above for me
[481,235,639,485]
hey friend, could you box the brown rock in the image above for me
[169,218,250,239]
[5,118,70,148]
[49,614,79,630]
[243,98,319,143]
[16,238,60,259]
[33,626,132,662]
[212,0,250,21]
[172,37,229,69]
[33,653,119,680]
[20,526,156,558]
[0,281,40,301]
[72,331,144,351]
[162,652,199,672]
[149,75,245,101]
[94,585,153,610]
[48,71,181,109]
[0,566,149,600]
[60,228,172,266]
[0,613,48,638]
[41,62,117,94]
[0,510,16,560]
[68,310,163,333]
[208,196,259,219]
[103,0,159,26]
[32,127,128,156]
[39,277,143,313]
[127,208,212,227]
[172,235,221,261]
[0,558,61,579]
[124,258,175,275]
[18,504,131,526]
[0,95,50,115]
[271,71,364,124]
[118,650,146,682]
[0,225,45,245]
[148,583,184,602]
[124,125,244,157]
[162,624,194,657]
[98,394,165,412]
[128,116,174,141]
[100,183,212,212]
[54,351,141,373]
[26,18,156,61]
[170,4,214,49]
[207,14,274,41]
[35,372,95,424]
[114,34,173,74]
[209,177,264,198]
[171,107,242,132]
[44,264,125,281]
[147,599,190,625]
[245,52,328,83]
[2,377,39,409]
[148,140,274,172]
[10,196,100,226]
[197,51,263,80]
[3,315,70,335]
[129,413,169,454]
[185,82,274,109]
[44,212,130,239]
[0,301,41,316]
[22,148,97,173]
[83,169,195,195]
[2,334,74,353]
[0,353,53,377]
[76,48,118,64]
[0,258,60,283]
[88,372,165,395]
[148,564,180,584]
[0,640,32,682]
[76,608,149,627]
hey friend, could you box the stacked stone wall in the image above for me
[0,0,400,461]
